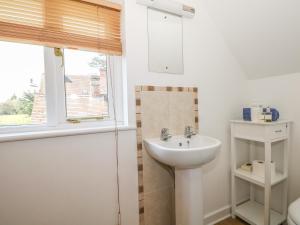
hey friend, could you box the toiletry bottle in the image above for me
[265,107,272,122]
[251,104,264,122]
[260,107,266,121]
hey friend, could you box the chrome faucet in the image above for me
[184,126,197,138]
[161,128,172,141]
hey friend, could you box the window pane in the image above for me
[0,41,46,126]
[64,49,109,119]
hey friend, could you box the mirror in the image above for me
[147,8,184,74]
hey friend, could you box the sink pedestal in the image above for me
[144,135,221,225]
[175,167,203,225]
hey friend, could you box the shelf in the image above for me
[235,169,287,187]
[231,120,290,225]
[236,201,285,225]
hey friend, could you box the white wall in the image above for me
[202,0,300,79]
[246,73,300,203]
[0,130,139,225]
[124,0,247,218]
[0,0,249,224]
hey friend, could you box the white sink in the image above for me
[144,134,221,225]
[144,134,221,169]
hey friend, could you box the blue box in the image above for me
[243,108,251,121]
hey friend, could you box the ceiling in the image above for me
[202,0,300,79]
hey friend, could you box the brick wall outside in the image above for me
[31,71,108,123]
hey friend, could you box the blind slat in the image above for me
[0,0,122,55]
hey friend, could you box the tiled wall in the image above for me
[135,86,198,225]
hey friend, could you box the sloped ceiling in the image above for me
[202,0,300,79]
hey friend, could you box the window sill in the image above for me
[0,125,136,143]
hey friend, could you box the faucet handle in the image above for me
[161,128,172,141]
[184,125,193,133]
[185,125,192,130]
[184,126,197,138]
[161,128,169,134]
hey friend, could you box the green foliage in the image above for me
[17,91,34,115]
[0,91,35,116]
[0,100,17,115]
[88,54,107,70]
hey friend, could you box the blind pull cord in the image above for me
[108,57,122,225]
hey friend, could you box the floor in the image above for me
[215,217,248,225]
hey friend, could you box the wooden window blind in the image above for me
[0,0,122,55]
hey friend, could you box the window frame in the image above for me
[0,45,125,135]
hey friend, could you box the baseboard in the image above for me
[205,214,231,225]
[204,197,250,225]
[204,205,231,225]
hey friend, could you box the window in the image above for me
[0,41,46,126]
[0,40,123,132]
[64,49,109,119]
[0,0,123,133]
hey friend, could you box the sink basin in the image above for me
[144,134,221,225]
[144,134,221,169]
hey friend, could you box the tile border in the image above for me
[135,85,199,225]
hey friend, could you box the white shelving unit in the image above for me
[231,120,291,225]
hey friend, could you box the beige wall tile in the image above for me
[136,105,141,114]
[136,133,142,143]
[137,150,143,158]
[168,92,195,135]
[144,187,174,225]
[135,86,142,92]
[135,91,141,100]
[140,91,169,138]
[155,87,167,92]
[136,113,142,121]
[140,213,145,225]
[142,149,174,193]
[170,187,176,225]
